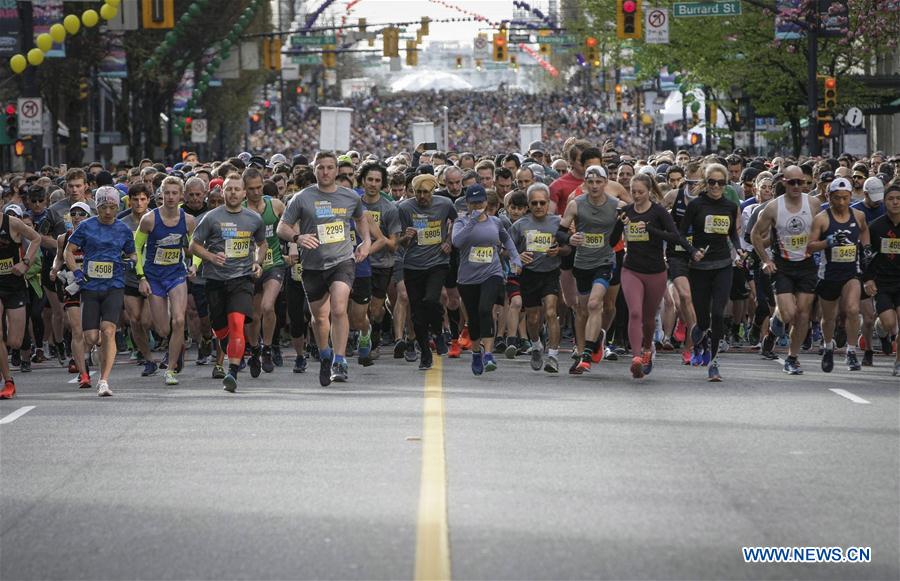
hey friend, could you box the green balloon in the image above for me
[690,101,701,113]
[165,31,176,42]
[189,4,202,16]
[211,56,222,67]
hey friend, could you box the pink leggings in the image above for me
[620,268,668,357]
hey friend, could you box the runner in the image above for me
[190,173,267,392]
[862,182,900,376]
[63,187,138,397]
[182,177,214,366]
[276,152,370,386]
[134,176,197,386]
[451,185,521,374]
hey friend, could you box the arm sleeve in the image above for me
[134,228,148,276]
[647,206,692,249]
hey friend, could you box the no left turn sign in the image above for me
[645,8,670,44]
[17,97,43,136]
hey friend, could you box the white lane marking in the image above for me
[67,371,97,384]
[829,388,870,404]
[0,406,36,425]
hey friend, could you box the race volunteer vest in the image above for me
[145,208,187,278]
[774,194,813,262]
[818,209,860,281]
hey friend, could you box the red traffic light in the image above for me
[263,100,271,108]
[586,36,598,48]
[822,122,833,137]
[824,77,836,90]
[296,86,304,94]
[623,0,637,13]
[185,116,192,124]
[251,114,260,123]
[5,104,15,116]
[495,37,506,46]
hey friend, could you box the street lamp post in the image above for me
[442,105,449,151]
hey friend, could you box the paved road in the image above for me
[1,347,898,580]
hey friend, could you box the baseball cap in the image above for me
[584,165,608,179]
[465,184,487,203]
[237,152,252,163]
[818,171,834,183]
[638,165,657,177]
[828,177,853,193]
[863,177,885,202]
[528,140,546,153]
[248,156,267,169]
[4,204,24,217]
[95,186,121,207]
[208,178,224,190]
[268,153,287,168]
[70,201,91,215]
[292,154,309,167]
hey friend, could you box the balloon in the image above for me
[36,33,53,53]
[82,9,99,28]
[9,54,27,74]
[27,48,45,66]
[690,101,701,113]
[49,23,66,43]
[64,14,81,34]
[189,4,203,17]
[107,0,121,7]
[100,4,118,20]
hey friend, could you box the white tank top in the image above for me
[774,194,812,262]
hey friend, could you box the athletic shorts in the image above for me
[754,268,776,309]
[149,275,186,298]
[772,259,818,295]
[124,284,143,298]
[371,267,392,300]
[573,264,614,295]
[81,288,125,331]
[875,284,900,315]
[444,250,459,289]
[302,259,356,303]
[730,265,751,300]
[521,268,560,308]
[254,267,285,293]
[351,276,372,305]
[666,254,691,281]
[815,277,858,302]
[505,275,521,300]
[206,276,255,331]
[0,286,27,310]
[560,249,575,271]
[391,263,404,284]
[610,249,625,287]
[188,281,208,318]
[55,280,80,310]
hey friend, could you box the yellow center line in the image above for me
[414,357,451,581]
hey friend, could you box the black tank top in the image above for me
[0,214,23,292]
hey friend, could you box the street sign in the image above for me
[540,35,576,45]
[191,118,208,143]
[845,107,863,127]
[17,97,42,136]
[290,34,336,46]
[291,54,321,65]
[509,34,531,43]
[673,1,742,17]
[645,8,669,43]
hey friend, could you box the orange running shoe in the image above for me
[78,372,91,389]
[458,326,472,351]
[0,379,15,399]
[681,350,691,365]
[641,349,653,375]
[630,356,644,378]
[448,339,461,358]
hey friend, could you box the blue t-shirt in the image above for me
[850,199,884,225]
[67,217,136,291]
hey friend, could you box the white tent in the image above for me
[390,70,473,93]
[662,89,728,128]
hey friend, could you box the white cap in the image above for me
[584,165,608,179]
[268,153,288,168]
[828,177,853,193]
[863,177,885,202]
[94,186,120,207]
[70,201,91,215]
[638,165,657,177]
[3,204,24,217]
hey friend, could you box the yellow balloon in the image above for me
[100,4,118,20]
[82,9,99,28]
[49,23,66,43]
[64,14,81,34]
[9,54,27,74]
[106,0,121,7]
[36,33,53,53]
[27,48,45,67]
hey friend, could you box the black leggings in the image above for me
[404,266,448,350]
[285,276,308,339]
[458,276,503,343]
[689,266,732,361]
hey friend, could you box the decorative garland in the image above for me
[144,0,211,71]
[518,43,558,76]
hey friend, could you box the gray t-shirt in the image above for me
[510,213,562,273]
[451,215,520,285]
[573,193,618,270]
[362,195,401,269]
[47,197,97,237]
[281,185,364,271]
[397,195,458,271]
[118,211,146,288]
[192,205,266,281]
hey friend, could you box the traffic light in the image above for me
[406,41,418,66]
[584,37,599,67]
[295,86,304,95]
[142,0,174,29]
[456,56,463,69]
[382,28,399,57]
[5,104,17,139]
[510,55,518,70]
[79,78,89,100]
[818,117,834,139]
[823,76,837,110]
[420,17,430,36]
[615,84,623,110]
[262,38,282,71]
[690,133,701,146]
[358,17,366,32]
[184,117,192,140]
[493,31,507,62]
[14,139,25,156]
[323,45,337,68]
[539,44,551,57]
[617,0,642,40]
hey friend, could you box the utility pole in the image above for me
[806,6,819,156]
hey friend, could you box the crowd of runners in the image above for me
[1,141,898,398]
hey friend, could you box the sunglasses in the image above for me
[529,200,547,206]
[786,179,805,186]
[707,179,726,187]
[69,211,89,218]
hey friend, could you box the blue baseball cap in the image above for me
[465,184,487,203]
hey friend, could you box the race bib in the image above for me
[263,248,274,267]
[675,235,693,253]
[224,238,251,258]
[704,215,730,235]
[525,230,552,253]
[0,257,14,275]
[87,261,114,279]
[365,210,381,225]
[317,221,346,244]
[153,247,181,266]
[350,229,357,245]
[881,238,900,254]
[291,262,303,281]
[831,245,856,263]
[417,225,442,246]
[784,233,809,252]
[265,224,274,238]
[583,232,605,248]
[625,223,649,242]
[468,246,494,263]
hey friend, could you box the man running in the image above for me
[863,182,900,376]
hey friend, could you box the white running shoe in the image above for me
[97,380,113,397]
[165,370,179,386]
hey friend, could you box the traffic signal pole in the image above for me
[806,14,819,156]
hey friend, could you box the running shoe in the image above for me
[821,347,834,373]
[770,315,786,338]
[434,333,448,356]
[448,339,462,358]
[493,337,506,354]
[783,355,803,375]
[761,333,777,359]
[330,360,349,383]
[165,370,179,386]
[505,341,518,359]
[358,345,374,367]
[10,350,20,367]
[319,352,333,387]
[516,339,531,356]
[142,360,158,377]
[393,339,406,359]
[708,361,721,382]
[222,373,237,393]
[718,339,730,353]
[261,347,275,373]
[212,364,226,379]
[68,358,77,374]
[880,335,894,356]
[20,359,31,373]
[641,349,653,376]
[78,372,92,389]
[862,350,874,367]
[603,346,618,361]
[893,361,900,377]
[272,345,284,367]
[97,380,113,397]
[544,355,559,373]
[418,348,433,370]
[568,357,583,375]
[701,346,711,367]
[630,356,644,379]
[159,352,168,370]
[673,320,686,343]
[690,343,704,367]
[530,346,543,371]
[405,342,418,362]
[293,356,307,373]
[484,353,497,372]
[681,350,691,365]
[845,351,861,371]
[593,330,607,363]
[0,379,15,399]
[471,351,484,375]
[458,327,472,350]
[661,339,674,352]
[32,349,47,363]
[801,330,812,352]
[576,353,592,373]
[835,326,847,349]
[248,354,262,378]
